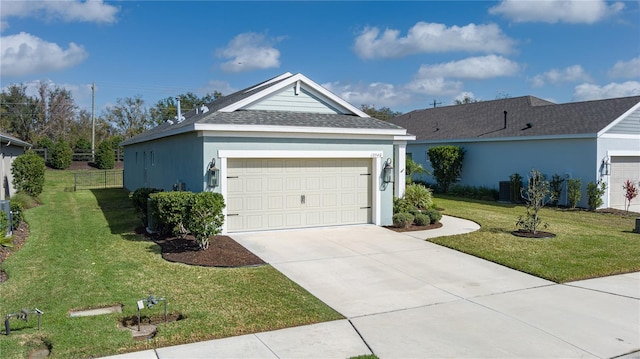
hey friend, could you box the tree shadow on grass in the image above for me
[90,188,140,236]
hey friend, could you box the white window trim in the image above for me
[218,150,382,234]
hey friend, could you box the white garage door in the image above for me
[226,158,372,232]
[610,156,640,212]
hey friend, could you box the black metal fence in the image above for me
[32,148,124,162]
[74,170,124,191]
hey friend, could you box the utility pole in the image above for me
[91,82,95,162]
[431,99,441,108]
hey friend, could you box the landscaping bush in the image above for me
[567,178,582,209]
[393,197,413,214]
[94,140,115,169]
[75,138,91,151]
[587,180,606,211]
[427,145,465,192]
[131,187,163,226]
[185,192,225,250]
[49,140,73,169]
[11,151,46,197]
[150,191,194,237]
[424,208,442,224]
[509,172,523,203]
[414,213,430,226]
[448,184,498,201]
[549,174,565,206]
[406,158,428,184]
[10,201,23,229]
[0,211,7,236]
[392,212,414,228]
[404,183,433,210]
[9,192,41,209]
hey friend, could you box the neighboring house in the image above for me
[122,72,414,233]
[390,95,640,212]
[0,133,32,200]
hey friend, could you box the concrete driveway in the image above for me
[233,222,640,358]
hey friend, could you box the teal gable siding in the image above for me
[246,86,341,114]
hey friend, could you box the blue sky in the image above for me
[1,0,639,115]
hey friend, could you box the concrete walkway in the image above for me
[103,216,639,358]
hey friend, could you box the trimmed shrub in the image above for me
[11,151,46,197]
[448,184,498,201]
[424,208,442,224]
[131,187,163,226]
[150,191,194,237]
[427,145,465,192]
[509,173,523,203]
[587,180,606,211]
[549,174,565,206]
[95,141,115,169]
[393,197,413,215]
[75,138,91,151]
[392,212,414,228]
[10,201,23,229]
[414,213,430,226]
[49,140,73,169]
[186,192,225,250]
[404,183,433,210]
[567,178,582,209]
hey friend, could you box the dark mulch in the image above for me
[384,221,443,232]
[511,230,556,238]
[0,221,30,282]
[137,227,266,268]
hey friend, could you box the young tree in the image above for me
[622,180,638,214]
[567,178,582,209]
[549,174,565,206]
[94,141,115,169]
[11,151,46,197]
[516,169,552,234]
[427,146,465,192]
[587,180,607,211]
[49,139,73,169]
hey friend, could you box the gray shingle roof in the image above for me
[122,73,405,146]
[389,95,640,141]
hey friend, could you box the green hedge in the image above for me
[11,151,46,197]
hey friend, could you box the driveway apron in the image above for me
[232,223,639,358]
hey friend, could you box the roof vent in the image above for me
[166,119,174,125]
[503,110,508,129]
[200,105,209,114]
[175,97,185,123]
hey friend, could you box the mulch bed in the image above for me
[511,230,556,238]
[136,227,266,268]
[384,222,443,232]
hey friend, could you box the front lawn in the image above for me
[430,195,640,283]
[0,170,341,358]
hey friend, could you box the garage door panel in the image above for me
[610,156,640,211]
[227,158,372,232]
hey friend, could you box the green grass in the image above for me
[431,195,640,283]
[0,170,341,358]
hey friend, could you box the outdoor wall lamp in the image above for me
[602,156,611,176]
[383,158,394,184]
[208,158,219,187]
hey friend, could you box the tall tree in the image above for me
[0,84,38,142]
[103,95,151,138]
[360,104,402,121]
[150,91,222,125]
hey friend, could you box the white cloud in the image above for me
[405,77,463,96]
[573,81,640,101]
[489,0,624,24]
[608,57,640,79]
[530,65,591,88]
[453,91,479,104]
[217,33,281,73]
[353,22,515,59]
[1,32,88,77]
[200,80,236,96]
[323,81,411,108]
[1,0,119,24]
[416,55,520,80]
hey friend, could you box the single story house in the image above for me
[0,132,32,200]
[389,95,640,212]
[122,72,414,233]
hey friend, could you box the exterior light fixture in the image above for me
[602,156,611,176]
[383,158,394,184]
[208,158,219,187]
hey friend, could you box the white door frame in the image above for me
[218,150,382,233]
